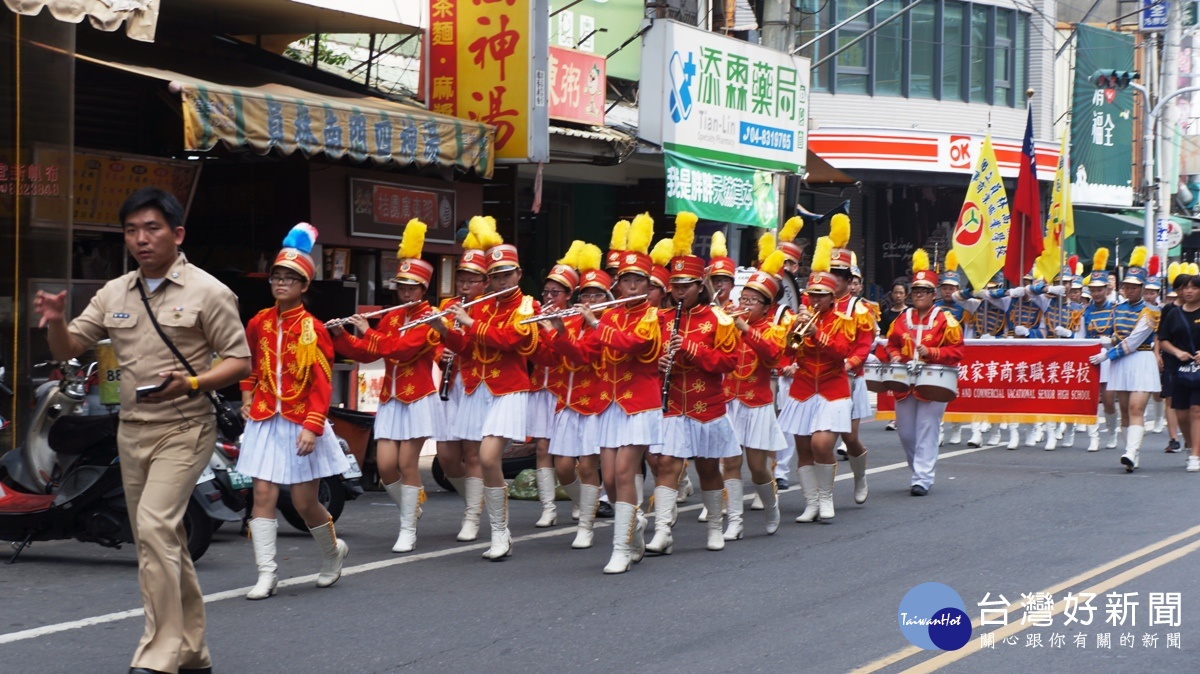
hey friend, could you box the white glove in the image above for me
[1100,336,1114,347]
[1008,286,1028,298]
[1089,350,1108,365]
[1047,285,1067,297]
[1014,325,1030,337]
[1054,326,1073,338]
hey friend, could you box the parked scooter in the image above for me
[0,360,241,563]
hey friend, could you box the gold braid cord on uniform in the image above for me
[511,295,539,357]
[634,308,662,364]
[711,307,739,353]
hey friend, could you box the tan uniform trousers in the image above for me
[117,417,216,673]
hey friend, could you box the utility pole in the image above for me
[1156,0,1183,260]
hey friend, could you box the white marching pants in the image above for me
[895,396,947,490]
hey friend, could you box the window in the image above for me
[875,0,905,96]
[835,0,871,94]
[969,5,990,103]
[942,2,965,101]
[994,9,1013,105]
[1015,12,1028,103]
[910,2,937,98]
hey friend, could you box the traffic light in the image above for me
[1090,70,1139,90]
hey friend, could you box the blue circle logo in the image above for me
[898,582,972,651]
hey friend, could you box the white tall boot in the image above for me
[645,485,676,554]
[571,484,600,549]
[562,479,582,521]
[848,452,869,504]
[246,518,278,600]
[603,502,636,574]
[1121,424,1144,472]
[795,465,821,523]
[967,422,983,447]
[1025,424,1039,447]
[481,486,512,560]
[702,490,725,551]
[987,423,1002,446]
[1044,430,1058,451]
[1106,413,1120,449]
[1007,424,1020,450]
[949,423,963,445]
[384,481,421,553]
[633,473,648,533]
[309,517,349,588]
[534,467,557,528]
[1063,424,1077,447]
[630,504,646,563]
[1147,400,1161,433]
[457,477,484,542]
[754,481,780,534]
[750,492,765,510]
[722,480,744,541]
[814,463,837,520]
[1087,424,1100,452]
[676,468,693,503]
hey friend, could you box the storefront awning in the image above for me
[5,0,158,41]
[78,51,496,178]
[1070,210,1146,263]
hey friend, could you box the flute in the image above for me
[518,294,648,324]
[325,300,421,329]
[396,286,519,331]
[661,300,685,412]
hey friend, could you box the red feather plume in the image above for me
[1148,255,1161,277]
[1067,255,1078,272]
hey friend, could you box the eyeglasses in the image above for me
[269,275,304,286]
[542,288,566,296]
[738,296,764,305]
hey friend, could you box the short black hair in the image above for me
[1173,274,1191,291]
[1185,274,1200,290]
[119,187,185,229]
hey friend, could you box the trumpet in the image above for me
[396,286,519,331]
[324,300,421,329]
[518,294,647,324]
[785,309,820,349]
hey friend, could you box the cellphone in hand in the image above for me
[136,378,171,399]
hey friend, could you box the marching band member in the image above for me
[773,216,805,489]
[432,218,538,560]
[1082,248,1120,452]
[885,249,964,495]
[1144,258,1168,434]
[707,230,737,308]
[329,219,439,553]
[527,242,587,528]
[724,245,791,537]
[935,252,975,446]
[605,219,630,275]
[778,237,856,522]
[1039,255,1082,450]
[954,270,1021,448]
[239,224,350,599]
[654,212,741,551]
[648,237,693,506]
[1089,246,1160,473]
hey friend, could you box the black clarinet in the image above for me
[438,296,465,401]
[661,301,685,412]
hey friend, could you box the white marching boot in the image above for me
[967,423,983,448]
[1025,424,1040,447]
[1007,425,1020,450]
[562,479,582,522]
[456,477,485,542]
[754,481,780,534]
[1121,425,1143,473]
[848,452,869,504]
[571,484,600,549]
[987,424,1002,446]
[750,492,764,510]
[676,471,694,503]
[1087,425,1100,452]
[384,481,421,553]
[1106,413,1120,449]
[949,424,963,445]
[815,463,837,520]
[481,486,512,560]
[702,489,726,551]
[309,517,349,588]
[630,503,646,563]
[1044,432,1057,451]
[795,465,821,523]
[646,485,676,554]
[246,518,278,600]
[534,467,558,528]
[722,480,744,541]
[1063,424,1077,448]
[603,502,636,574]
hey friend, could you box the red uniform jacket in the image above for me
[544,314,608,415]
[441,291,537,396]
[557,301,662,415]
[835,294,879,376]
[661,304,739,422]
[725,311,791,408]
[241,304,334,434]
[331,302,441,404]
[885,306,964,402]
[528,303,566,395]
[786,308,858,402]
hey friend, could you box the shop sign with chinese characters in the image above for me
[548,46,605,126]
[664,150,778,228]
[639,20,810,173]
[349,178,457,243]
[427,0,549,163]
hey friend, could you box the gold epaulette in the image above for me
[511,294,538,354]
[634,307,662,363]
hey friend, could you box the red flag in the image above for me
[1004,106,1044,285]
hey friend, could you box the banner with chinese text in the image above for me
[427,0,549,162]
[874,340,1101,423]
[349,178,457,243]
[664,150,778,228]
[549,46,605,126]
[1070,25,1134,207]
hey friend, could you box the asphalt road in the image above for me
[1,419,1197,674]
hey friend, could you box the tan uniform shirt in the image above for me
[68,252,251,422]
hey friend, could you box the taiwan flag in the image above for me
[1004,106,1044,285]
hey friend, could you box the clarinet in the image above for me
[438,296,464,401]
[661,301,685,412]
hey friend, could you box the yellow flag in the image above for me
[1038,130,1074,282]
[952,136,1011,290]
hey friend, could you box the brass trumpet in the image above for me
[518,294,647,324]
[786,309,820,349]
[395,286,519,331]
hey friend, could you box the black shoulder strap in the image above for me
[136,280,198,377]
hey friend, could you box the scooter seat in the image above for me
[47,414,118,455]
[0,485,55,513]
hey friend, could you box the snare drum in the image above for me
[914,364,958,403]
[863,362,886,393]
[880,362,914,393]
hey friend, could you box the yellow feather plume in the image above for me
[650,239,674,267]
[1168,261,1181,285]
[610,220,630,252]
[628,212,654,254]
[1191,263,1200,276]
[829,213,851,248]
[672,211,698,257]
[482,216,505,249]
[557,240,586,268]
[780,215,803,243]
[1075,262,1084,276]
[757,232,776,265]
[710,230,728,258]
[1092,247,1109,272]
[760,250,786,277]
[811,236,833,274]
[398,218,427,260]
[912,248,930,273]
[463,233,481,251]
[1128,245,1148,269]
[578,244,603,273]
[944,250,958,272]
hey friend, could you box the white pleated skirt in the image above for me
[526,389,558,439]
[778,394,852,436]
[237,416,350,485]
[548,409,601,457]
[728,400,789,452]
[432,375,464,442]
[455,386,528,442]
[374,395,436,441]
[850,375,871,420]
[1107,350,1159,392]
[596,404,662,448]
[1098,358,1110,385]
[653,414,741,459]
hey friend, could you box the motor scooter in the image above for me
[0,360,240,563]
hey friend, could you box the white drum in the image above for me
[914,364,959,403]
[881,362,913,394]
[863,362,886,393]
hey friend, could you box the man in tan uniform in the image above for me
[35,187,250,674]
